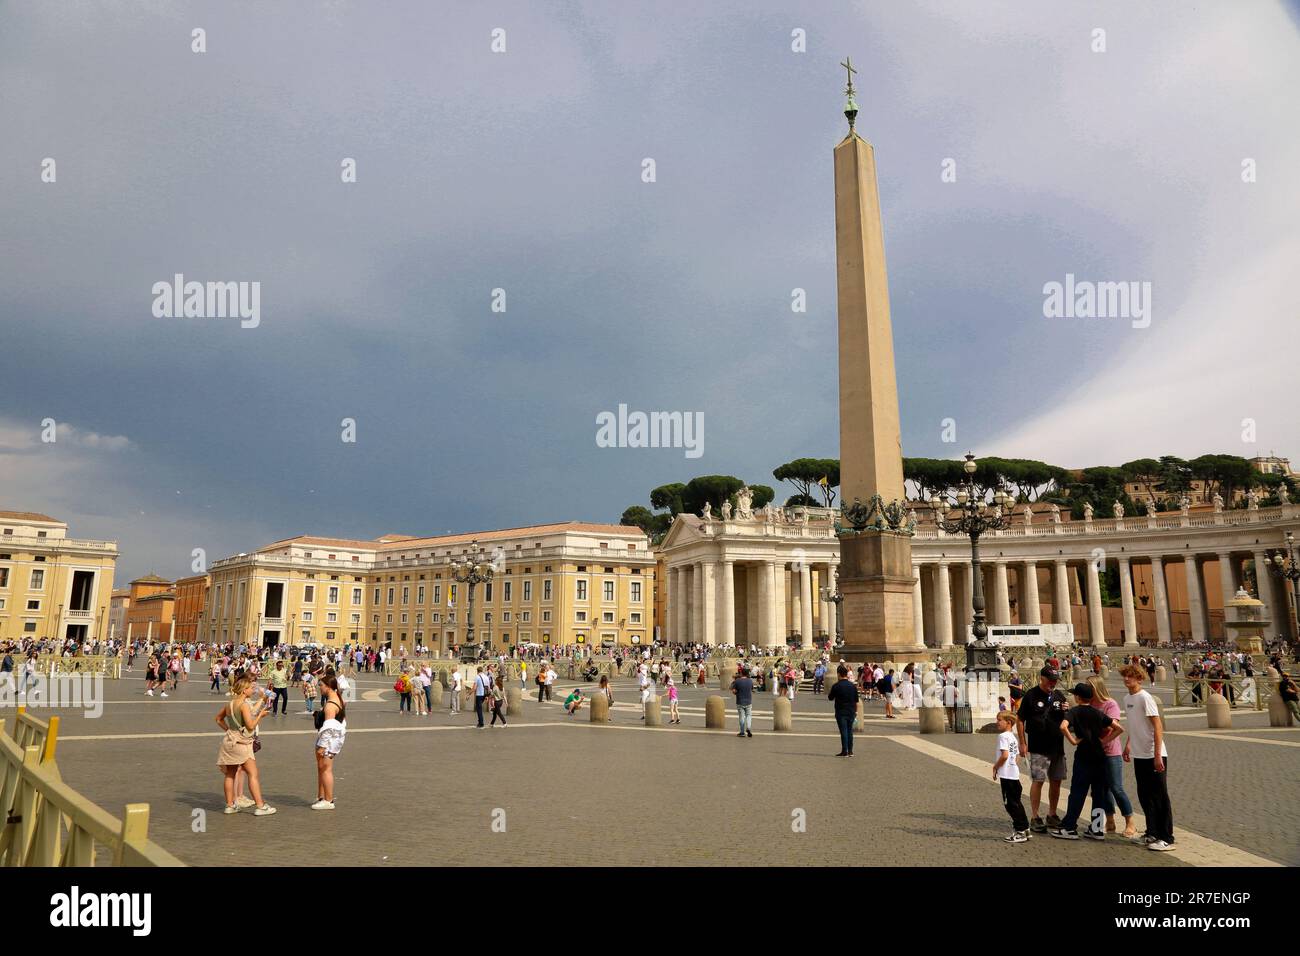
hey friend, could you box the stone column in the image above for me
[1184,555,1207,643]
[819,565,832,641]
[799,563,814,648]
[912,566,925,648]
[1217,551,1236,627]
[788,568,799,640]
[1118,556,1139,648]
[719,560,735,647]
[701,562,717,646]
[993,561,1011,625]
[1150,556,1172,645]
[758,561,775,647]
[935,562,954,649]
[961,563,974,643]
[827,564,839,644]
[1053,560,1072,629]
[1022,561,1041,625]
[1085,557,1106,646]
[692,563,704,644]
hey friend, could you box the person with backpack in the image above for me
[394,667,413,715]
[490,675,508,726]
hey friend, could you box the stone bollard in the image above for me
[853,700,864,731]
[1206,692,1231,728]
[919,706,946,734]
[590,693,609,722]
[506,686,523,716]
[644,696,662,726]
[719,664,737,691]
[1155,665,1167,684]
[460,685,475,711]
[429,680,444,710]
[705,695,726,729]
[773,696,792,731]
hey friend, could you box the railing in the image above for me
[914,503,1300,541]
[0,711,183,866]
[29,655,122,679]
[1172,675,1270,710]
[0,535,117,552]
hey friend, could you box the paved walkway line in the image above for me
[1167,730,1300,748]
[556,721,846,739]
[887,735,1282,868]
[55,722,559,743]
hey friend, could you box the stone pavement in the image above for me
[15,667,1298,867]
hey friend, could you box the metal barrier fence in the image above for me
[0,709,183,867]
[1171,675,1272,710]
[28,655,123,679]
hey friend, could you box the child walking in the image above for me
[993,710,1030,843]
[667,676,680,724]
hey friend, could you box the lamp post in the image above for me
[450,542,495,651]
[1267,531,1300,646]
[929,452,1015,731]
[819,568,844,647]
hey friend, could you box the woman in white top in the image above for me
[313,674,347,810]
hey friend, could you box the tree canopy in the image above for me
[772,458,840,506]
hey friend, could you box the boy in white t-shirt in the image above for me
[1121,665,1175,851]
[993,710,1030,843]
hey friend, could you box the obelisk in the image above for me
[833,57,924,661]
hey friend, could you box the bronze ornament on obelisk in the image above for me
[833,57,924,661]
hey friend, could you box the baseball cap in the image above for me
[1039,666,1059,681]
[1071,682,1094,699]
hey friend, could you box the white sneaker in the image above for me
[160,692,168,698]
[253,805,277,816]
[146,689,154,696]
[1147,839,1174,851]
[311,799,335,810]
[223,805,238,814]
[234,796,255,809]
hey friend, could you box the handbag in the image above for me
[252,735,262,753]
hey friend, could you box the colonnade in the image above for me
[666,558,838,648]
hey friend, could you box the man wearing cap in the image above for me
[1049,682,1122,841]
[1016,666,1070,832]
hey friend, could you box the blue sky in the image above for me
[2,0,1297,580]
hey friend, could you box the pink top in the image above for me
[667,685,678,701]
[1095,697,1123,756]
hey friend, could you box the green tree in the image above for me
[773,458,840,507]
[649,483,686,515]
[681,475,745,516]
[749,484,776,510]
[785,493,819,507]
[1120,458,1161,502]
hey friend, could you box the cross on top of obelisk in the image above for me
[841,56,859,132]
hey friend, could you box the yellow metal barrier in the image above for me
[8,707,59,764]
[0,714,183,867]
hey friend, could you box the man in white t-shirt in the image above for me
[1121,664,1174,851]
[638,664,651,718]
[544,664,557,701]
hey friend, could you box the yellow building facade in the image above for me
[204,522,656,652]
[0,510,118,644]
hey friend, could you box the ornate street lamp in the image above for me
[819,568,844,647]
[449,542,496,650]
[1267,530,1300,646]
[929,453,1015,730]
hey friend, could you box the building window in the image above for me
[484,582,493,602]
[521,611,531,622]
[484,611,492,622]
[504,581,512,602]
[352,587,363,605]
[503,612,512,623]
[542,610,552,623]
[543,579,552,601]
[302,611,314,622]
[400,613,408,624]
[29,569,44,590]
[327,612,337,623]
[575,611,587,622]
[350,613,360,624]
[576,580,588,601]
[386,613,393,624]
[603,580,614,602]
[602,611,615,623]
[630,612,642,624]
[450,585,458,606]
[387,587,395,605]
[0,568,8,588]
[630,581,642,603]
[328,586,339,604]
[26,599,41,611]
[417,585,425,604]
[304,584,315,603]
[433,585,442,605]
[373,587,380,604]
[522,580,532,601]
[401,586,409,605]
